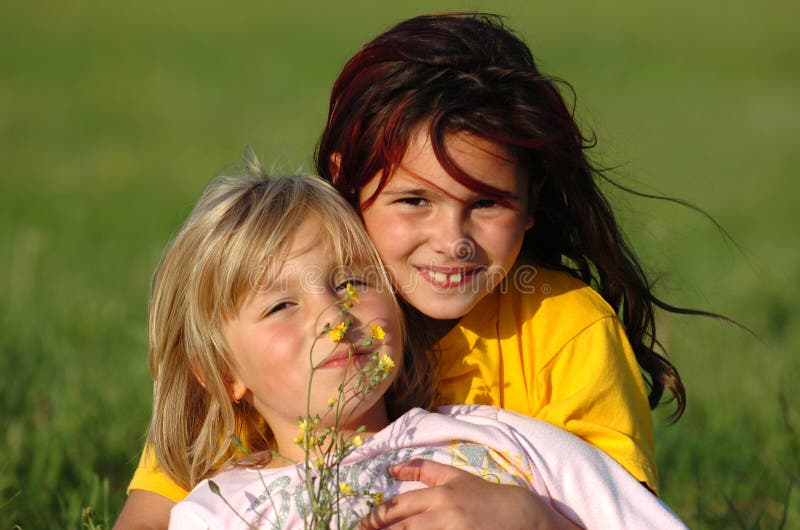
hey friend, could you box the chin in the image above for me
[411,297,478,321]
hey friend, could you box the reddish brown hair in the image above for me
[316,12,690,418]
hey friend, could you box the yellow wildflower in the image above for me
[327,397,337,409]
[372,492,384,504]
[297,418,310,432]
[345,283,360,304]
[314,457,324,469]
[370,324,386,341]
[292,433,305,446]
[377,355,395,373]
[328,321,348,342]
[351,435,362,447]
[339,482,354,495]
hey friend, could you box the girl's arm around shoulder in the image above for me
[534,317,658,491]
[532,312,658,490]
[492,407,688,530]
[507,269,659,490]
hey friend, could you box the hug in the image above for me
[115,13,690,530]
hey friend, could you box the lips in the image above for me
[318,346,371,369]
[416,265,484,289]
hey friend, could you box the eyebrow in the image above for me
[381,184,522,203]
[380,187,433,196]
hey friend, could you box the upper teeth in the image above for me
[431,271,462,283]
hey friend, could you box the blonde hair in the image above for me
[147,153,436,490]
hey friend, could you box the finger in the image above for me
[383,511,450,530]
[359,488,448,529]
[359,511,445,530]
[389,459,474,486]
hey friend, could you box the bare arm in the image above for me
[112,490,175,530]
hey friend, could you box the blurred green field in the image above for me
[1,1,798,528]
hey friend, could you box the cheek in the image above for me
[237,335,298,389]
[362,209,388,238]
[357,297,403,350]
[364,215,414,261]
[483,217,528,264]
[370,235,402,265]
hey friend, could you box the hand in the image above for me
[358,459,582,530]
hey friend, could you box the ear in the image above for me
[524,213,535,231]
[524,178,545,230]
[329,152,342,182]
[190,360,248,403]
[227,374,249,404]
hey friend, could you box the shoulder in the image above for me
[433,404,583,439]
[390,406,512,439]
[455,267,619,345]
[426,404,569,442]
[172,466,296,527]
[496,267,627,362]
[503,266,616,324]
[430,405,618,471]
[128,444,190,502]
[181,466,260,506]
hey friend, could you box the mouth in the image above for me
[416,266,485,289]
[318,346,372,369]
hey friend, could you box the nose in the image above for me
[312,286,370,338]
[313,289,348,336]
[428,207,474,261]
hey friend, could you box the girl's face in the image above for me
[223,218,402,460]
[360,130,534,321]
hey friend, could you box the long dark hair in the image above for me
[316,12,703,419]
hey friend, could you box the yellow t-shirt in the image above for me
[129,445,189,502]
[128,267,657,500]
[436,267,658,491]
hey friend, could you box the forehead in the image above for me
[249,215,376,287]
[284,216,324,257]
[254,218,328,278]
[409,129,518,166]
[387,130,527,198]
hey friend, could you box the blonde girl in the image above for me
[146,167,436,492]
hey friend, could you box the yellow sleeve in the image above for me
[534,315,659,493]
[127,444,190,503]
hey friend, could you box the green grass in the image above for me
[1,1,798,528]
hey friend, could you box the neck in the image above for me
[426,317,461,341]
[398,299,461,346]
[269,401,390,466]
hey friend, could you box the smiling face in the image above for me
[223,218,403,461]
[360,130,534,321]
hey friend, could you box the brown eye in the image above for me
[396,197,428,206]
[473,199,497,209]
[264,301,294,317]
[335,279,367,294]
